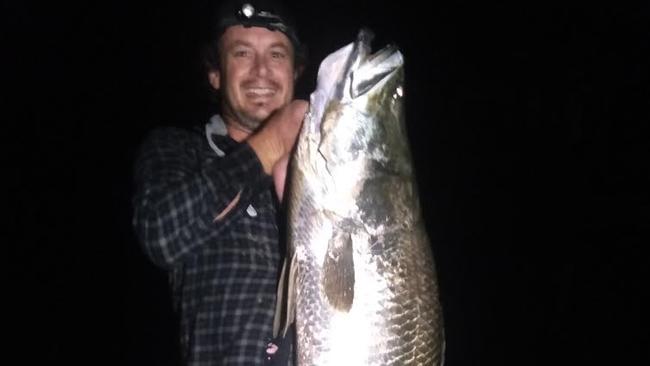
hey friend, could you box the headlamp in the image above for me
[216,1,302,52]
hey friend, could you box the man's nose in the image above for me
[252,55,269,77]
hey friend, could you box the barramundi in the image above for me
[276,29,445,366]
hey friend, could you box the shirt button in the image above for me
[246,204,258,217]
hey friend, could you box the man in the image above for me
[132,0,307,364]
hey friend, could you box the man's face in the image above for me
[211,25,296,132]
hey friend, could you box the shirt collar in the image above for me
[205,114,229,157]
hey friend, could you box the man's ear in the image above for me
[208,70,221,90]
[294,65,304,80]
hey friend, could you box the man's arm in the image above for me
[248,100,309,201]
[132,127,270,269]
[132,101,308,268]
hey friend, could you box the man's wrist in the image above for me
[247,133,282,175]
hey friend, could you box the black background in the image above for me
[5,0,648,365]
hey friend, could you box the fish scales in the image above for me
[282,29,445,366]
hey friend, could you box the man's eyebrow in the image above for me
[269,42,291,51]
[226,40,253,49]
[223,40,292,53]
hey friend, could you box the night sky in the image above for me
[6,1,648,365]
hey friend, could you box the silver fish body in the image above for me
[283,29,445,366]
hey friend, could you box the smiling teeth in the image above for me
[248,88,275,96]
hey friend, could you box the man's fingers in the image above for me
[213,191,242,222]
[289,100,309,121]
[272,155,290,201]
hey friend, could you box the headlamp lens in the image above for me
[240,3,255,18]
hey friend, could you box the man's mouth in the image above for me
[245,87,276,98]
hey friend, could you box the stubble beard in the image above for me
[222,89,281,133]
[221,98,267,134]
[234,109,264,132]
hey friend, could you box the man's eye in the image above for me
[233,50,250,57]
[271,51,286,59]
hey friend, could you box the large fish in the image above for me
[276,29,445,366]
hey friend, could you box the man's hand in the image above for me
[272,155,290,201]
[247,100,309,175]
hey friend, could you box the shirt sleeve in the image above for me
[132,127,272,269]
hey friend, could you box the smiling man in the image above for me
[132,1,308,364]
[212,25,296,134]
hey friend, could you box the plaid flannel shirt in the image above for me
[133,115,283,365]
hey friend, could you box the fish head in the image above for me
[296,29,416,225]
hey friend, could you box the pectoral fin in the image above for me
[322,231,355,312]
[273,252,298,338]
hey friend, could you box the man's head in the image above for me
[204,0,306,133]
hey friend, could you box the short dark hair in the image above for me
[202,0,307,73]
